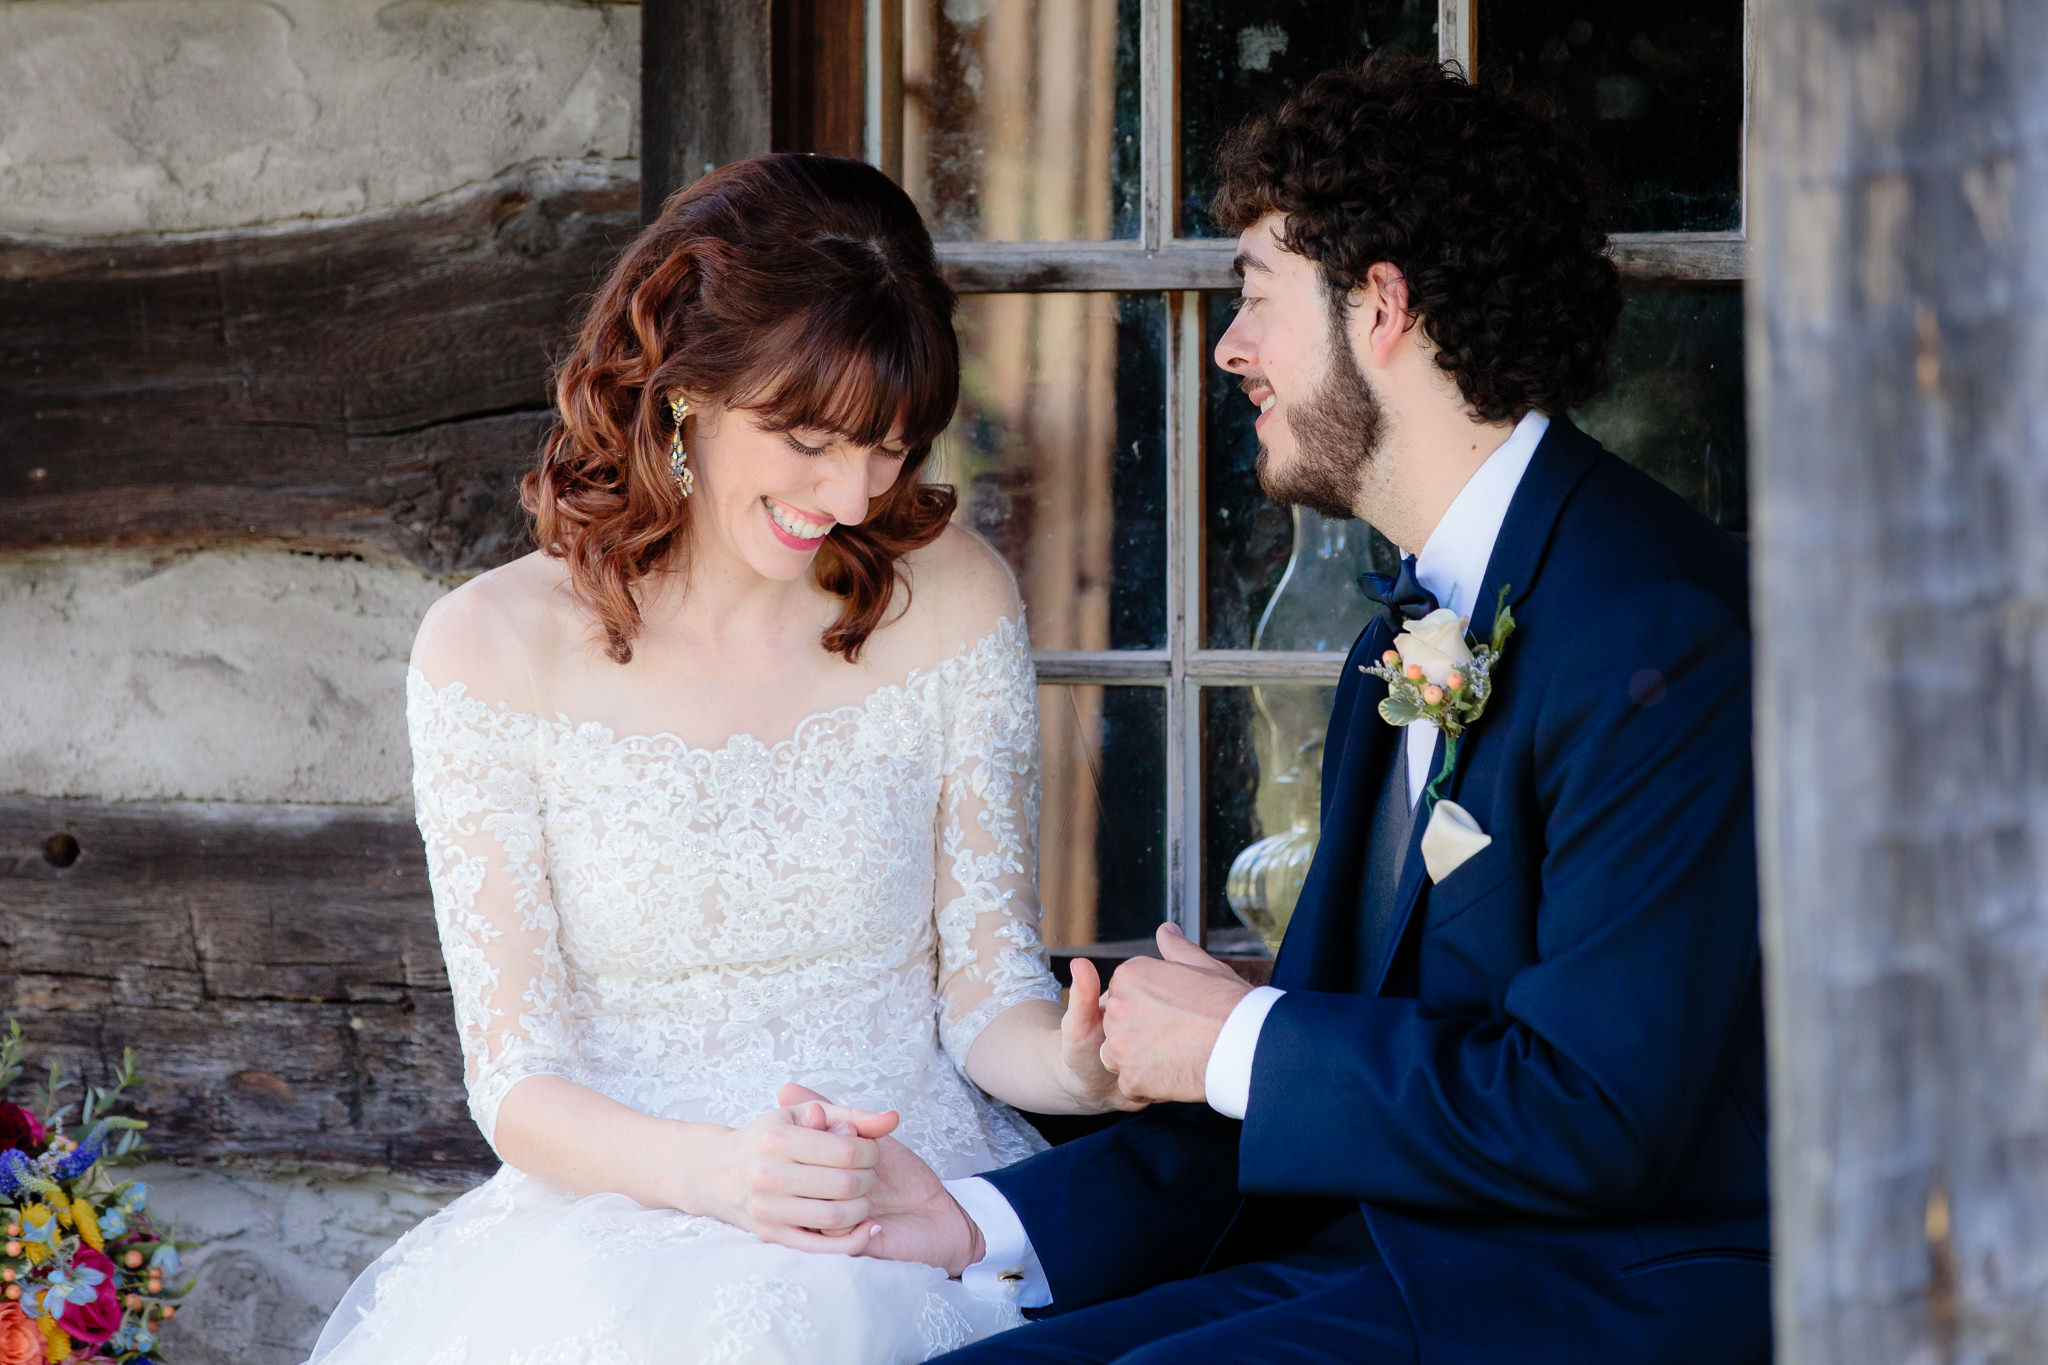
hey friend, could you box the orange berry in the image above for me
[124,1250,144,1269]
[2,1242,18,1258]
[0,1268,11,1283]
[125,1293,142,1312]
[2,1286,16,1302]
[1446,670,1466,690]
[1421,684,1445,706]
[1380,649,1400,668]
[1403,663,1424,682]
[161,1305,176,1320]
[4,1224,17,1237]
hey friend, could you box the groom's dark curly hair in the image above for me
[1213,53,1622,423]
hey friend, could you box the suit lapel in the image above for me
[1271,616,1397,991]
[1364,416,1606,995]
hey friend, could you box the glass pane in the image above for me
[1177,3,1437,238]
[1039,684,1167,947]
[1200,294,1396,651]
[901,0,1141,240]
[1573,284,1747,533]
[1478,1,1743,232]
[940,292,1167,650]
[1201,684,1337,945]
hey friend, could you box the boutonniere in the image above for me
[1361,586,1517,804]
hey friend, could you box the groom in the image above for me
[795,53,1769,1362]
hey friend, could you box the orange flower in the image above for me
[0,1303,40,1365]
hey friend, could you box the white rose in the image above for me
[1393,608,1473,687]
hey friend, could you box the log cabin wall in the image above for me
[0,2,641,1357]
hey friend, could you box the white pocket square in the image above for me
[1421,799,1492,883]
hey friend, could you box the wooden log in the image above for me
[0,798,491,1175]
[1751,0,2048,1357]
[0,163,638,573]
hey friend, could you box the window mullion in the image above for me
[1439,0,1477,74]
[1173,290,1207,939]
[1140,0,1168,251]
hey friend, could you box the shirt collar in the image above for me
[1411,410,1550,623]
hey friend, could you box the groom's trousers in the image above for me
[932,1216,1416,1365]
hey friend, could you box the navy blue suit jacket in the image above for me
[985,418,1769,1363]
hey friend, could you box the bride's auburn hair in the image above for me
[524,153,961,664]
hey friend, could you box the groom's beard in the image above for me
[1254,311,1385,522]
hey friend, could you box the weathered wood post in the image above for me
[641,0,773,220]
[1752,0,2048,1359]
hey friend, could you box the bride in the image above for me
[307,154,1135,1364]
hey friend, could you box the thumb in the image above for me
[1156,921,1215,966]
[1064,957,1104,1041]
[814,1102,901,1140]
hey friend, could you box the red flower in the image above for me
[56,1247,123,1346]
[0,1104,44,1156]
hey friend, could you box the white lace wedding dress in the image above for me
[306,615,1063,1364]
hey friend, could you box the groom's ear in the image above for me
[1352,262,1413,370]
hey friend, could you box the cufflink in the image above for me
[997,1270,1025,1287]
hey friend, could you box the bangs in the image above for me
[728,292,959,452]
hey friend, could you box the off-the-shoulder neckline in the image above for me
[407,615,1026,761]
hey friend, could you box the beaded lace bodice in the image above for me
[404,616,1063,1178]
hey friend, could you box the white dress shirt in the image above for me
[947,410,1551,1306]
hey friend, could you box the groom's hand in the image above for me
[1099,923,1253,1104]
[777,1084,985,1277]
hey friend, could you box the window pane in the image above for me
[1201,684,1337,944]
[1177,3,1437,238]
[940,292,1167,650]
[1200,294,1396,650]
[1039,684,1167,947]
[1573,284,1747,533]
[901,0,1141,240]
[1477,1,1743,232]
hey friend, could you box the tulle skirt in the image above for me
[305,1166,1026,1364]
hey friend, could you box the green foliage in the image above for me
[1379,695,1422,727]
[1488,585,1517,658]
[0,1020,23,1090]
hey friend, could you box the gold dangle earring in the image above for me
[668,395,695,497]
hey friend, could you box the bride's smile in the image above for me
[683,405,909,580]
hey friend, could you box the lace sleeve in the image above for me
[933,618,1065,1069]
[406,668,575,1155]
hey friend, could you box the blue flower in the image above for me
[97,1207,127,1239]
[0,1148,33,1198]
[50,1141,101,1180]
[36,1261,107,1316]
[18,1211,60,1258]
[148,1244,180,1275]
[118,1181,150,1213]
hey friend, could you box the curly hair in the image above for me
[1212,53,1621,422]
[523,154,960,665]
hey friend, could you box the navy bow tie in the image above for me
[1357,556,1439,632]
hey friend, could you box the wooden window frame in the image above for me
[772,0,1753,943]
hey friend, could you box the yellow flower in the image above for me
[17,1205,54,1266]
[66,1198,102,1253]
[37,1312,71,1362]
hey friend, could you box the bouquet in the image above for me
[0,1024,199,1363]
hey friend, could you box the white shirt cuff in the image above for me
[945,1176,1052,1309]
[1203,985,1286,1120]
